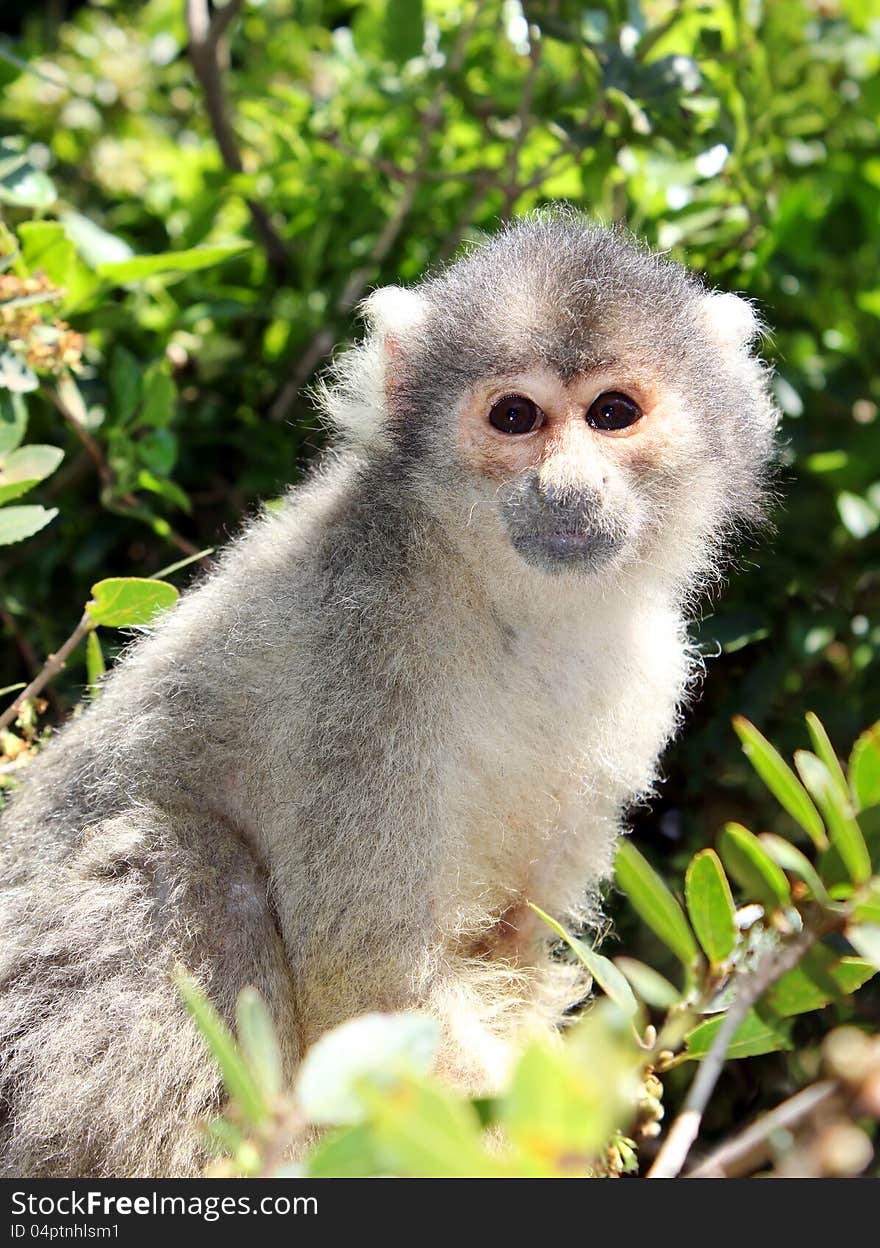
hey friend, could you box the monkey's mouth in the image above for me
[509,525,620,572]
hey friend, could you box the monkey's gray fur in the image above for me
[0,211,778,1176]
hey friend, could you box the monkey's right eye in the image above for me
[488,395,543,435]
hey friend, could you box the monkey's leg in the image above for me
[0,805,298,1177]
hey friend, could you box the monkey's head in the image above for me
[324,211,778,591]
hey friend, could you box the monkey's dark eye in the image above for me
[586,392,643,432]
[488,395,543,436]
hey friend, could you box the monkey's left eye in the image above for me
[488,394,543,435]
[586,392,643,432]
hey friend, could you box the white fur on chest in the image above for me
[441,588,689,935]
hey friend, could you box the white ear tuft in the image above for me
[703,291,759,351]
[363,285,428,339]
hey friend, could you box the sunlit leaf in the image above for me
[685,849,737,964]
[176,973,267,1126]
[614,957,680,1010]
[614,840,700,972]
[847,925,880,972]
[0,503,57,545]
[795,752,871,886]
[733,717,827,850]
[86,577,179,628]
[849,723,880,811]
[684,1009,793,1060]
[529,903,639,1018]
[236,987,283,1101]
[97,243,251,284]
[758,833,830,904]
[719,823,791,911]
[295,1012,440,1126]
[763,948,876,1017]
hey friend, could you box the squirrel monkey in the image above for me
[0,212,777,1175]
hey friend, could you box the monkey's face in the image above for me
[455,364,687,577]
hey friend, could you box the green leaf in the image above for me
[733,717,827,850]
[853,881,880,927]
[295,1012,440,1127]
[59,209,133,268]
[685,849,737,964]
[684,1009,793,1061]
[383,0,424,63]
[805,713,849,802]
[18,221,75,288]
[109,346,141,425]
[86,577,179,628]
[849,723,880,811]
[97,242,251,285]
[85,630,105,691]
[501,1002,642,1169]
[236,987,283,1101]
[0,445,64,505]
[758,833,830,904]
[176,973,267,1126]
[0,139,56,210]
[847,925,880,972]
[795,752,872,886]
[0,504,58,545]
[529,903,640,1019]
[0,350,38,394]
[0,390,27,456]
[614,957,680,1009]
[306,1124,386,1178]
[718,823,791,912]
[614,840,700,972]
[139,363,176,428]
[763,948,876,1017]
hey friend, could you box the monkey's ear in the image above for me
[702,291,760,351]
[362,285,429,341]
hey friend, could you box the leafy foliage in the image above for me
[0,0,878,1177]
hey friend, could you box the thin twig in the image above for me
[648,909,843,1179]
[46,385,202,559]
[186,0,289,275]
[269,1,486,421]
[0,611,91,733]
[686,1081,839,1178]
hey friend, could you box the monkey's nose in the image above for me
[538,480,604,522]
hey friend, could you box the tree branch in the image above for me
[686,1081,839,1178]
[0,611,92,734]
[648,908,843,1179]
[185,0,289,275]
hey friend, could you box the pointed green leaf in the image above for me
[0,390,27,455]
[0,504,58,545]
[763,947,876,1017]
[758,833,830,904]
[86,630,105,692]
[849,723,880,811]
[176,973,267,1126]
[685,849,737,965]
[805,713,849,801]
[529,903,639,1019]
[614,957,680,1010]
[236,987,283,1101]
[614,840,700,971]
[97,242,250,285]
[733,717,827,850]
[719,823,791,911]
[86,577,179,628]
[795,751,871,885]
[853,882,880,927]
[684,1009,793,1061]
